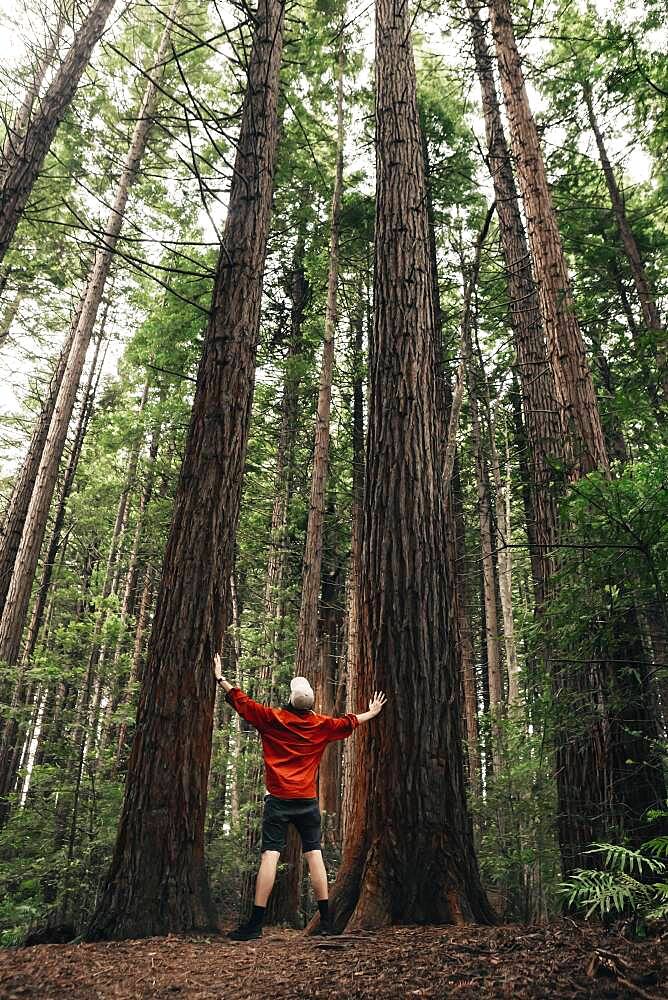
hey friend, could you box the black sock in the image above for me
[317,899,330,924]
[248,905,266,928]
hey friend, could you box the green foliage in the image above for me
[468,711,561,921]
[558,828,668,932]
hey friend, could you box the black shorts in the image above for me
[261,794,322,853]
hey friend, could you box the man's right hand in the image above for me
[355,691,387,724]
[368,691,387,717]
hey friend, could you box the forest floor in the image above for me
[0,919,666,999]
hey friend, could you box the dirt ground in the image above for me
[0,919,666,999]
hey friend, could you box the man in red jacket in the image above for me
[214,653,386,940]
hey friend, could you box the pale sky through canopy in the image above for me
[0,0,659,467]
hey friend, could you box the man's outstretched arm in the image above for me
[213,652,273,731]
[355,691,387,724]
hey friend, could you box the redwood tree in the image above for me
[86,0,286,940]
[0,4,179,668]
[0,0,117,264]
[328,0,492,930]
[487,0,666,870]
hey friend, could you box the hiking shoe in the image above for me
[227,922,262,941]
[314,922,335,936]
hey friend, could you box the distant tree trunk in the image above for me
[422,127,481,794]
[1,7,66,170]
[21,335,107,665]
[86,0,286,941]
[114,566,156,772]
[0,289,24,343]
[263,239,308,689]
[294,44,344,680]
[492,413,519,706]
[0,11,177,666]
[0,334,105,822]
[582,83,667,400]
[483,0,666,869]
[452,462,481,794]
[0,321,78,618]
[328,0,492,930]
[465,320,503,768]
[489,0,608,477]
[256,250,307,925]
[103,412,161,753]
[317,541,345,837]
[466,0,563,609]
[0,0,117,264]
[473,333,519,708]
[341,287,365,845]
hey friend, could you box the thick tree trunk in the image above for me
[329,0,492,930]
[0,12,176,667]
[489,0,608,477]
[0,0,117,263]
[294,46,344,680]
[86,0,286,940]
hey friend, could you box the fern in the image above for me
[558,838,668,926]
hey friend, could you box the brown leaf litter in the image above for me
[0,919,666,999]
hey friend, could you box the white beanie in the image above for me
[290,676,315,710]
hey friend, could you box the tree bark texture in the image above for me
[0,0,117,264]
[0,10,177,667]
[489,0,608,477]
[329,0,492,930]
[86,0,286,940]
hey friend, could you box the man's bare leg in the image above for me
[254,849,280,906]
[305,849,333,932]
[304,849,328,900]
[228,850,280,939]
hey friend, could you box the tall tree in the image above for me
[86,0,286,940]
[0,4,178,667]
[328,0,492,930]
[0,0,117,265]
[489,0,608,478]
[581,82,667,400]
[486,0,666,870]
[294,42,345,680]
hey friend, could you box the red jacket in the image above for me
[226,687,358,798]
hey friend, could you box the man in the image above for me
[214,653,386,940]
